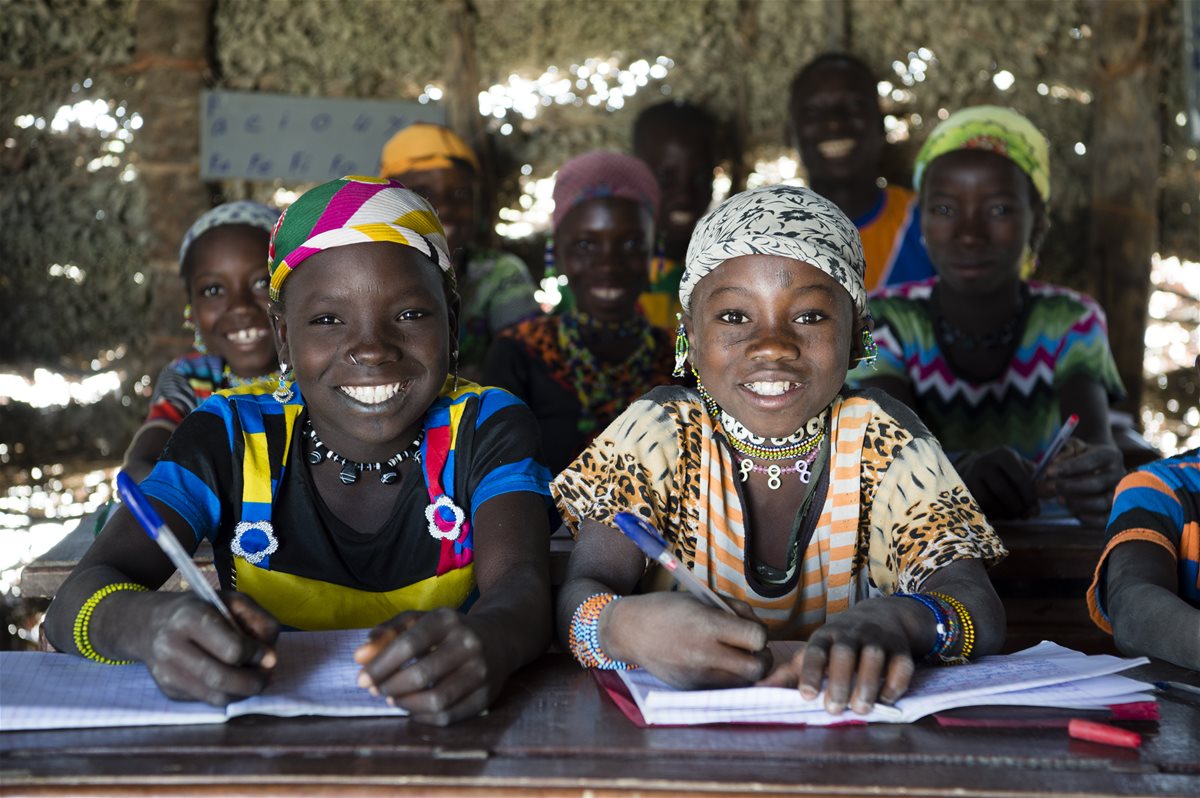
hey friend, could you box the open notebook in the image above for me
[1,629,408,731]
[613,641,1153,726]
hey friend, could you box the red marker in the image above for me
[1068,718,1142,749]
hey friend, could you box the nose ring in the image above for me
[349,353,359,366]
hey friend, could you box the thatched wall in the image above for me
[1,0,1196,471]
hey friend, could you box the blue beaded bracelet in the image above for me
[897,592,955,663]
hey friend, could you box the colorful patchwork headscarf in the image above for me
[379,123,480,178]
[179,200,280,273]
[268,176,453,301]
[681,184,867,319]
[913,105,1050,204]
[551,150,660,229]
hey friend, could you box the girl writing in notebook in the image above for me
[45,177,555,725]
[553,185,1007,715]
[851,107,1124,525]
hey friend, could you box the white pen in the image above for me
[1032,413,1080,482]
[116,471,234,623]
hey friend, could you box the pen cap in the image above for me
[115,472,167,540]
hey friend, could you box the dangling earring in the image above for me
[856,327,879,369]
[273,364,294,403]
[451,349,460,392]
[183,304,207,354]
[673,321,689,377]
[651,234,667,283]
[543,237,555,276]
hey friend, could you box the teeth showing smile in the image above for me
[817,138,856,159]
[743,381,795,396]
[591,287,624,301]
[226,328,269,344]
[340,383,402,405]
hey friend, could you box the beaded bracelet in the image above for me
[929,591,976,663]
[568,592,636,670]
[897,592,957,662]
[72,582,148,665]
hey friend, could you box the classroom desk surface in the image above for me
[4,654,1199,798]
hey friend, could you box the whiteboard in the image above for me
[200,89,447,182]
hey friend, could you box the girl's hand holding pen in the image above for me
[1040,439,1123,527]
[139,591,279,706]
[598,592,772,690]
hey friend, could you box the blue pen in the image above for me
[115,472,235,624]
[613,511,736,615]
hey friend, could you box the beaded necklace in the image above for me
[557,312,659,435]
[570,310,648,341]
[933,283,1028,350]
[304,420,423,485]
[733,446,823,490]
[222,365,279,389]
[694,372,828,462]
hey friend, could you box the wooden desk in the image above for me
[990,520,1111,654]
[18,521,219,598]
[3,654,1198,797]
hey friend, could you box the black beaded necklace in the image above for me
[933,282,1029,350]
[304,420,423,485]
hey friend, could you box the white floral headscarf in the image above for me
[680,185,867,319]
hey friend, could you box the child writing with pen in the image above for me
[43,176,555,725]
[553,185,1008,715]
[851,107,1124,525]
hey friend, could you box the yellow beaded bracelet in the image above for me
[929,591,976,662]
[72,582,148,665]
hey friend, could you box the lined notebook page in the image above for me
[617,642,1150,726]
[1,654,226,731]
[1,629,406,731]
[229,629,407,719]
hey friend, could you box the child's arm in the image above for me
[555,518,770,689]
[42,502,279,705]
[1105,541,1200,669]
[1042,373,1123,526]
[761,559,1005,714]
[121,424,174,483]
[354,491,552,726]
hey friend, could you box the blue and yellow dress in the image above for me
[139,380,552,631]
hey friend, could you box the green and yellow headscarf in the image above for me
[913,106,1050,277]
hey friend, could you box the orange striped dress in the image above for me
[552,385,1006,638]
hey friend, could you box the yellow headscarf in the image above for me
[379,123,480,178]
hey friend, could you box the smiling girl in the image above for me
[45,177,554,725]
[854,107,1125,525]
[123,202,281,481]
[553,185,1007,715]
[484,151,675,473]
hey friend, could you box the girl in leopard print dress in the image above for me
[553,184,1007,716]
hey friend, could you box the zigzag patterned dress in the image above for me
[858,278,1125,462]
